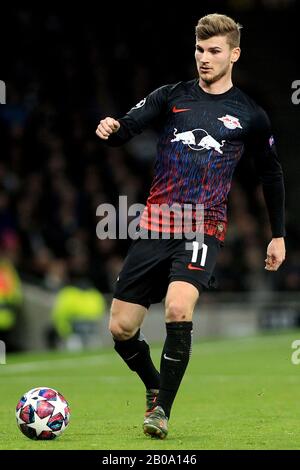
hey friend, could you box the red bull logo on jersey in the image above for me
[218,114,242,130]
[171,128,225,154]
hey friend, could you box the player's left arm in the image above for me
[265,237,285,272]
[250,107,286,271]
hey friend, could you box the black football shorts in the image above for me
[113,233,222,309]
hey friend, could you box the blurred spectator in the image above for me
[49,280,107,350]
[45,243,107,349]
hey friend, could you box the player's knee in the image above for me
[109,317,136,341]
[165,300,191,322]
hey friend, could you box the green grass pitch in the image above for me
[1,330,300,450]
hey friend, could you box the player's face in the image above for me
[195,36,240,85]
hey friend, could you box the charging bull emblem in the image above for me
[171,128,225,154]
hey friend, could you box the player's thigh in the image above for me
[165,280,199,322]
[109,298,148,336]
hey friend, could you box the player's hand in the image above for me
[265,237,286,271]
[96,117,120,140]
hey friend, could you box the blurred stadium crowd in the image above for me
[0,1,299,306]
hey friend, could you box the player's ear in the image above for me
[231,47,241,63]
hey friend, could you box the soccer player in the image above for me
[96,14,286,439]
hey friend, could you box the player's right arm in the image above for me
[96,117,120,140]
[95,85,171,146]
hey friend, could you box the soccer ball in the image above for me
[16,387,70,440]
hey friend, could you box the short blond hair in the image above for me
[195,13,242,49]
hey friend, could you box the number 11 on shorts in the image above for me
[191,241,208,266]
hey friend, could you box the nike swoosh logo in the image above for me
[127,352,139,361]
[163,353,181,362]
[187,263,205,271]
[172,106,191,113]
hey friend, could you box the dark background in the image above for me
[0,0,299,294]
